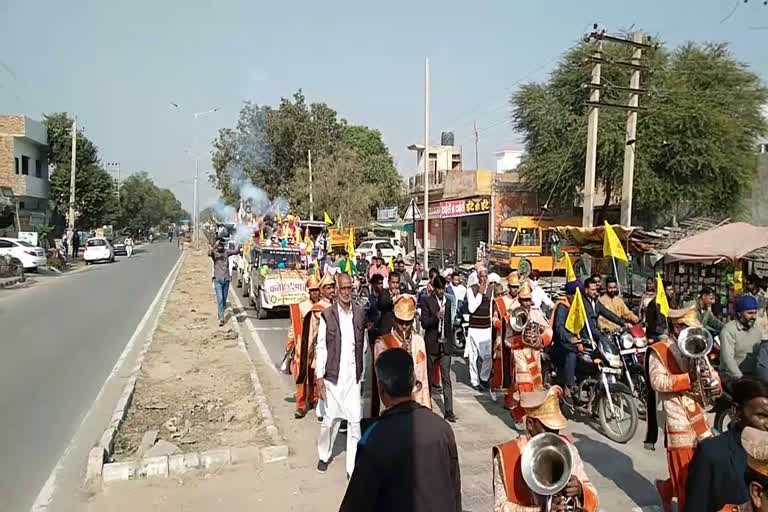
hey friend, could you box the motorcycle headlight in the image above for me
[621,332,634,350]
[634,337,647,348]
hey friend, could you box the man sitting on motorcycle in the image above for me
[551,279,630,401]
[598,276,640,332]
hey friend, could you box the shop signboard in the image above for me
[427,196,491,219]
[376,206,399,222]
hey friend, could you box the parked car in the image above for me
[112,238,128,256]
[355,239,404,261]
[83,237,115,264]
[0,237,47,271]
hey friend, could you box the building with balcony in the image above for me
[0,115,49,231]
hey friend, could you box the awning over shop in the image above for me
[555,225,636,244]
[663,222,768,264]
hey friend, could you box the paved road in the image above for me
[0,243,181,512]
[231,293,669,512]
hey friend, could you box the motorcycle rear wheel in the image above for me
[598,391,638,444]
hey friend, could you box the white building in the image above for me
[0,115,50,230]
[406,142,463,193]
[495,144,525,173]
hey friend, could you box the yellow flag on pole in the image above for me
[388,256,394,271]
[323,212,334,226]
[603,221,628,263]
[655,273,670,317]
[564,252,577,282]
[565,288,588,335]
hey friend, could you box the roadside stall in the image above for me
[659,222,768,317]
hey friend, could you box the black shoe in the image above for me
[218,320,224,327]
[480,380,490,391]
[340,420,348,433]
[294,409,307,419]
[473,385,483,392]
[317,460,329,473]
[317,416,323,423]
[445,413,458,423]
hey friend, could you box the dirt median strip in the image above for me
[110,251,269,463]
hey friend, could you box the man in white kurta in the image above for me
[466,266,494,389]
[315,273,364,478]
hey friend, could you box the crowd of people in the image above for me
[205,227,768,512]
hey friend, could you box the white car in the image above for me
[0,237,47,271]
[355,239,404,261]
[83,237,115,264]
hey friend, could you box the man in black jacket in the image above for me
[339,348,462,512]
[421,275,457,422]
[684,378,768,512]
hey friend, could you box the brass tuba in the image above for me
[521,433,579,512]
[677,326,715,407]
[510,307,528,333]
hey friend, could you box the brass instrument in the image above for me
[510,306,543,349]
[521,433,580,512]
[677,326,715,407]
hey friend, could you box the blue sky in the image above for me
[1,0,766,211]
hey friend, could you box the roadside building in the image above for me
[0,115,49,232]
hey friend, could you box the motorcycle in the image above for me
[452,313,469,354]
[614,324,649,420]
[568,333,639,444]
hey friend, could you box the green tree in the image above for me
[512,38,767,225]
[290,147,375,224]
[43,112,99,170]
[49,165,118,230]
[118,173,187,232]
[342,125,403,212]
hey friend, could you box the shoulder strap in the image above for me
[378,334,402,350]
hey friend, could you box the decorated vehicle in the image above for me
[236,236,257,297]
[248,244,308,319]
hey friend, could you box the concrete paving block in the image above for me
[230,446,262,465]
[102,462,137,482]
[99,426,118,453]
[260,445,289,463]
[200,448,231,468]
[139,455,169,478]
[85,446,106,482]
[168,452,201,475]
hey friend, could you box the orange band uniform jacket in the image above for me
[647,339,719,449]
[512,308,552,389]
[493,435,598,512]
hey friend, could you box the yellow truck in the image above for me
[489,216,580,274]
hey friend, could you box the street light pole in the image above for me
[68,118,77,256]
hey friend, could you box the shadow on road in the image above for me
[571,431,659,508]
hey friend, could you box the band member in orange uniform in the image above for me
[646,306,721,512]
[493,386,599,512]
[505,281,553,422]
[286,275,322,418]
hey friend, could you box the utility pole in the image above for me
[582,36,602,228]
[308,149,314,221]
[423,58,430,271]
[194,157,199,250]
[582,27,650,227]
[68,118,77,255]
[620,32,646,226]
[473,120,479,169]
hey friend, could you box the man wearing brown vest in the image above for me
[466,265,494,390]
[315,272,366,478]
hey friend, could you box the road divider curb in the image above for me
[83,250,187,486]
[231,291,280,376]
[0,275,23,288]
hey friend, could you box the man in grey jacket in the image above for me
[721,295,762,380]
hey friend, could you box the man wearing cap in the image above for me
[467,265,495,390]
[646,306,721,512]
[374,295,431,409]
[735,426,768,511]
[286,275,323,418]
[315,273,366,478]
[505,281,554,422]
[550,280,585,400]
[492,386,599,512]
[685,378,768,512]
[507,272,521,304]
[720,295,762,381]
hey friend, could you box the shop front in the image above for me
[416,196,490,264]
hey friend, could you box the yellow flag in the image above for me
[295,227,303,244]
[323,211,334,226]
[346,230,355,261]
[563,252,577,282]
[388,256,394,271]
[603,221,628,263]
[259,228,264,242]
[655,273,669,317]
[565,288,588,335]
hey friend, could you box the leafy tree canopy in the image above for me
[512,38,767,226]
[49,165,117,230]
[119,172,186,232]
[210,90,402,223]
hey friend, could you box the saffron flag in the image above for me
[603,221,628,263]
[655,273,669,317]
[563,252,577,282]
[323,212,334,226]
[565,288,587,336]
